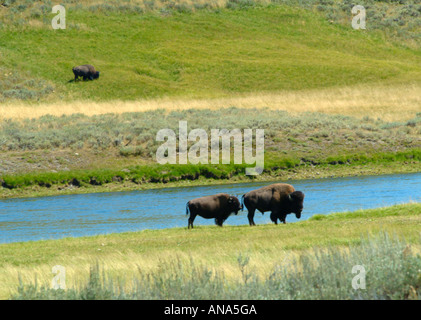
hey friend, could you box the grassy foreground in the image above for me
[1,202,421,299]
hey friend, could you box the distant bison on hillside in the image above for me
[72,64,100,81]
[242,183,305,226]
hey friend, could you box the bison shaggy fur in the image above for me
[242,183,305,226]
[186,193,242,229]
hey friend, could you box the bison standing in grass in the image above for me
[72,64,100,81]
[242,183,305,226]
[186,193,242,229]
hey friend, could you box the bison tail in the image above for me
[240,194,245,211]
[186,202,190,216]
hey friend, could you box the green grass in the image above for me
[1,3,420,102]
[1,148,420,191]
[309,202,421,221]
[2,203,421,299]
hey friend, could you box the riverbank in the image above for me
[1,202,420,299]
[2,104,420,200]
[1,156,420,200]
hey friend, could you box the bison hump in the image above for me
[82,64,96,73]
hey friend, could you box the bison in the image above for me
[241,183,304,226]
[186,193,242,229]
[72,64,100,81]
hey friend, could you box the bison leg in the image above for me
[215,218,224,227]
[247,208,256,226]
[188,213,197,229]
[270,212,278,225]
[280,213,287,224]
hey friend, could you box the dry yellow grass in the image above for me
[0,243,301,299]
[2,83,420,122]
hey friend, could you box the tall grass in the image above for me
[1,83,421,122]
[1,108,420,154]
[10,233,421,299]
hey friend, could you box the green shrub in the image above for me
[10,233,421,300]
[0,67,54,101]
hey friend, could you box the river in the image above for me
[0,172,420,243]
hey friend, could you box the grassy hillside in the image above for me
[0,1,420,103]
[1,1,420,198]
[2,203,421,299]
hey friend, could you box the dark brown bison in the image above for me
[242,183,304,226]
[72,64,100,81]
[186,193,242,229]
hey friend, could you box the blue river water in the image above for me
[0,172,420,243]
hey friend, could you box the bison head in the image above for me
[93,71,100,79]
[228,196,242,215]
[288,191,305,219]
